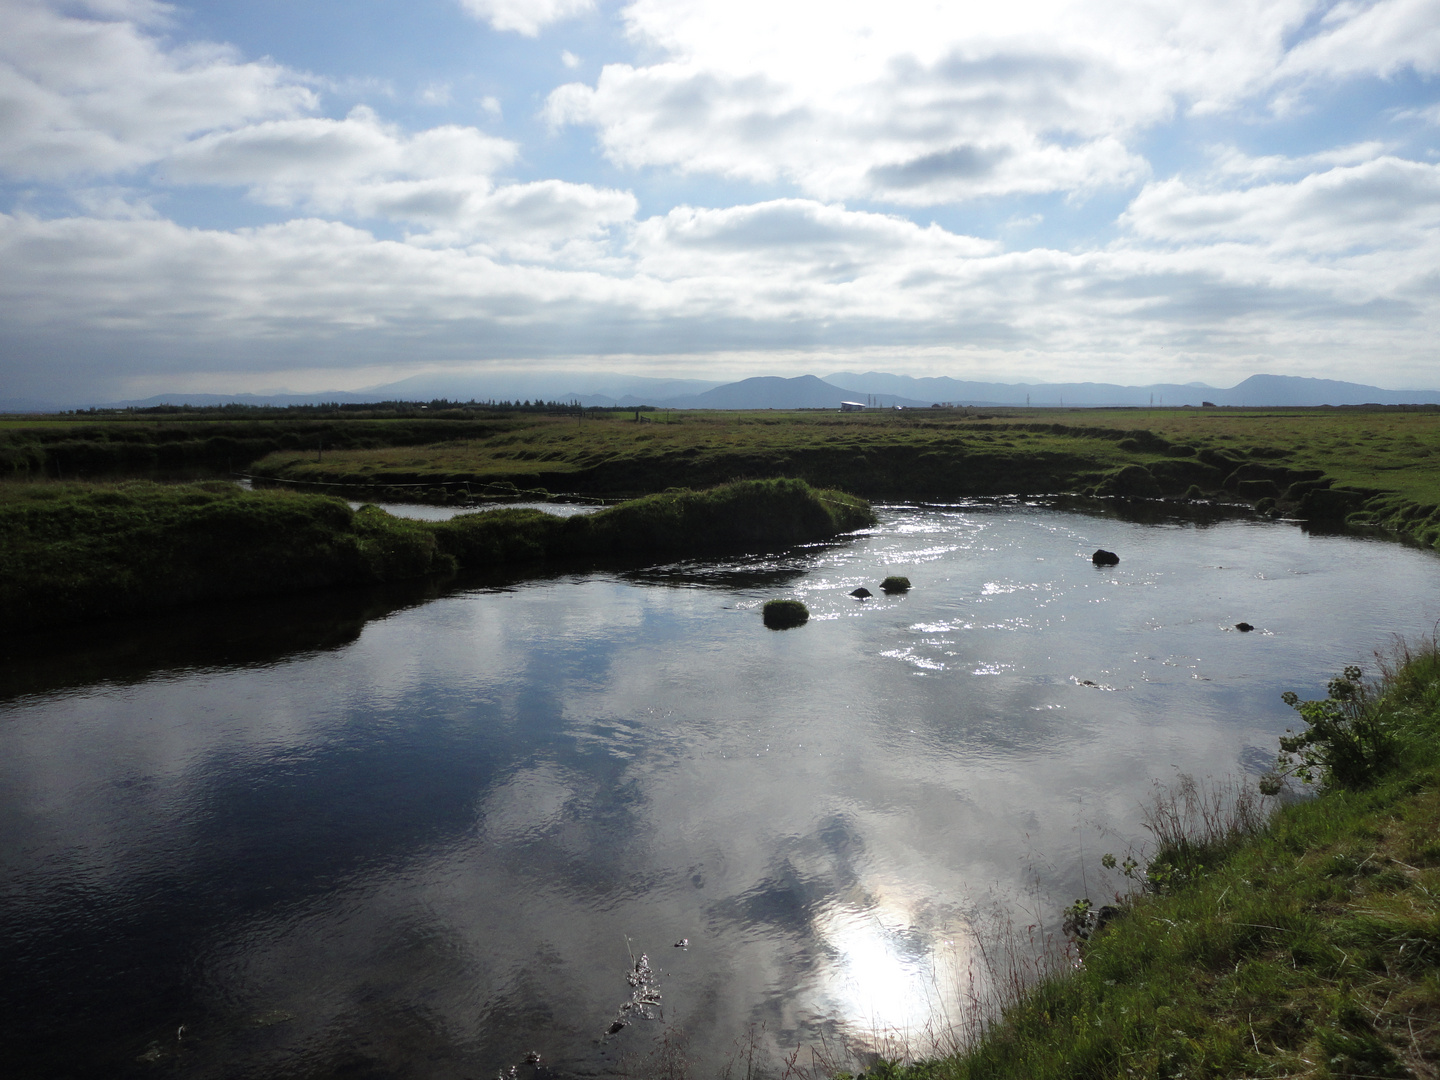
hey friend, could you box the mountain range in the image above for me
[11,372,1440,414]
[511,372,1440,410]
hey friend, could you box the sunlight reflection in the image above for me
[816,901,974,1045]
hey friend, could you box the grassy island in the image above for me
[0,478,873,632]
[878,643,1440,1080]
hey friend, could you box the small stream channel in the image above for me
[3,501,1439,1078]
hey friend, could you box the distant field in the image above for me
[246,405,1440,506]
[5,405,1440,547]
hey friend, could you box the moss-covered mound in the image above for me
[880,575,911,593]
[0,477,874,631]
[762,599,810,629]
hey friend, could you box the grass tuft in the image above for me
[762,599,810,629]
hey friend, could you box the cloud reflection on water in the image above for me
[5,504,1440,1077]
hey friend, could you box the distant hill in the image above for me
[1214,374,1440,407]
[654,375,929,410]
[39,370,1440,414]
[826,371,1201,406]
[825,372,1440,408]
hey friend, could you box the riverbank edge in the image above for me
[249,437,1440,555]
[875,647,1440,1080]
[0,477,875,633]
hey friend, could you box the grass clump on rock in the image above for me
[762,599,809,629]
[880,575,911,593]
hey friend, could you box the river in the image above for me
[3,501,1438,1079]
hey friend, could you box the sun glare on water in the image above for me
[815,899,978,1048]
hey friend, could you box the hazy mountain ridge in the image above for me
[826,372,1440,408]
[16,372,1440,414]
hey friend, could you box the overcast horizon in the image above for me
[2,0,1438,405]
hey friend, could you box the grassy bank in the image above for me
[7,406,1440,549]
[243,407,1440,549]
[892,642,1440,1080]
[0,478,873,631]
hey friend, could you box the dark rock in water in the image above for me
[880,576,911,593]
[1094,905,1122,935]
[850,587,873,598]
[1235,622,1254,632]
[1092,549,1120,566]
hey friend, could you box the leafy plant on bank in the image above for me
[1263,664,1398,793]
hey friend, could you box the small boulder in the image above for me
[850,587,873,599]
[1235,622,1254,632]
[1092,549,1120,566]
[880,576,911,594]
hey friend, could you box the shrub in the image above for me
[1264,665,1397,791]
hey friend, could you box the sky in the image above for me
[1,0,1438,404]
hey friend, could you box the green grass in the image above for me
[865,642,1440,1080]
[7,405,1440,548]
[236,407,1440,549]
[762,598,810,629]
[0,478,873,631]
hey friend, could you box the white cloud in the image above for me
[0,0,315,178]
[1208,141,1390,181]
[1121,157,1440,252]
[4,0,1440,402]
[562,50,581,69]
[546,0,1333,204]
[5,181,1437,399]
[631,199,996,282]
[458,0,594,37]
[166,107,516,190]
[1278,0,1440,81]
[162,108,630,259]
[547,0,1440,206]
[385,179,638,262]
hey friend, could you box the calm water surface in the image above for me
[4,503,1439,1078]
[342,500,602,520]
